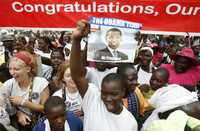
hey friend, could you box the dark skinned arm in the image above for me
[158,101,200,120]
[59,31,65,46]
[70,20,90,98]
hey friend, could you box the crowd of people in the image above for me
[0,20,199,131]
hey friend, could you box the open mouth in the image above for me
[12,75,19,79]
[56,124,64,129]
[175,67,184,72]
[104,101,115,111]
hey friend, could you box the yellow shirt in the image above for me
[122,87,151,116]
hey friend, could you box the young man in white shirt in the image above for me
[70,20,138,131]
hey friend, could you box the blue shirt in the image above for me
[32,112,83,131]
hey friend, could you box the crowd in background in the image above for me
[0,23,199,131]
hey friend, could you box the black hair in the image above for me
[16,35,27,45]
[44,96,66,113]
[51,48,65,60]
[0,63,12,82]
[139,49,153,55]
[106,28,122,36]
[38,36,52,50]
[153,68,169,81]
[101,73,123,90]
[40,36,51,45]
[117,63,137,76]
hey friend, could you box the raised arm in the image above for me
[70,20,90,97]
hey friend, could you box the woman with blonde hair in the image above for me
[53,61,83,118]
[0,51,49,131]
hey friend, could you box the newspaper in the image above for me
[87,17,142,63]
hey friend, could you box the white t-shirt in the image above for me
[135,65,152,85]
[82,83,138,131]
[44,119,70,131]
[42,64,53,81]
[85,67,117,89]
[34,49,51,59]
[1,77,49,116]
[53,88,82,113]
[0,107,10,126]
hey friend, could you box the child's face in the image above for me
[101,81,123,114]
[46,106,66,130]
[123,68,138,92]
[150,72,166,90]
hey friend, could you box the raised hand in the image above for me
[72,19,90,40]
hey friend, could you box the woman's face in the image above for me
[174,56,191,73]
[63,68,76,89]
[38,39,48,51]
[51,51,64,70]
[140,50,153,66]
[9,58,30,82]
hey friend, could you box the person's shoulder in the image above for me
[94,47,114,61]
[117,51,128,60]
[94,49,102,60]
[83,83,99,96]
[32,120,45,131]
[88,83,99,91]
[95,47,111,55]
[107,67,118,73]
[52,88,62,97]
[4,78,15,84]
[3,78,15,87]
[97,47,109,52]
[120,107,138,129]
[67,111,83,131]
[160,63,173,69]
[67,111,82,123]
[33,77,48,83]
[95,47,109,53]
[121,106,138,122]
[33,77,49,91]
[191,65,200,72]
[82,83,100,102]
